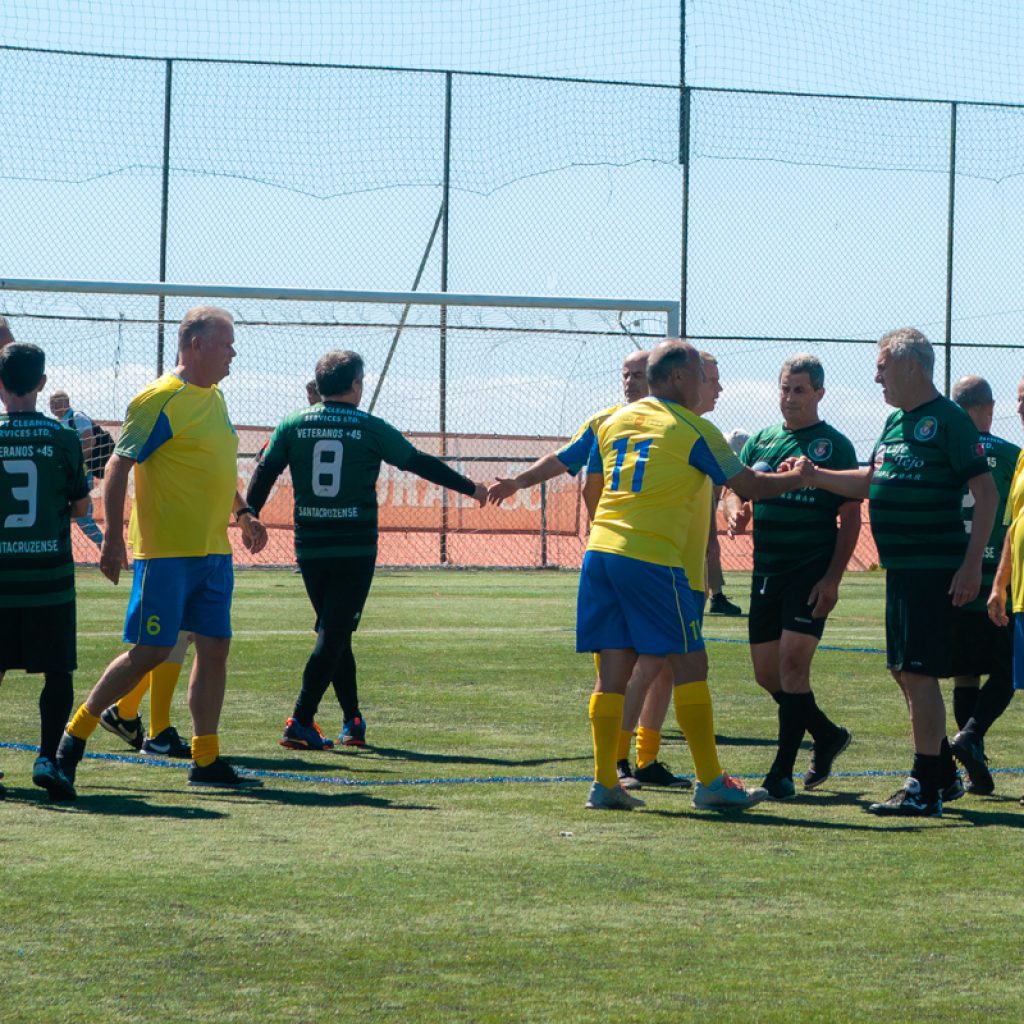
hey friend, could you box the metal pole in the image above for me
[679,1,689,339]
[368,200,445,414]
[943,101,958,397]
[439,72,453,565]
[540,479,549,568]
[157,59,173,376]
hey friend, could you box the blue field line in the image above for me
[706,636,886,655]
[4,739,1024,788]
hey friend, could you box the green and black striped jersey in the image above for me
[740,421,858,576]
[960,430,1020,611]
[0,411,88,607]
[869,396,989,571]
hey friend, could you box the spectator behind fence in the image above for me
[48,390,104,549]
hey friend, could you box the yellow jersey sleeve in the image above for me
[1007,449,1024,612]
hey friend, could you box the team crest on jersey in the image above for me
[914,416,938,442]
[808,438,832,462]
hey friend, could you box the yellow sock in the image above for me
[673,681,723,786]
[148,661,184,737]
[589,692,625,789]
[191,733,219,768]
[116,677,150,720]
[636,726,661,769]
[616,728,634,762]
[67,705,100,740]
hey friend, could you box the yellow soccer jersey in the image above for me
[116,373,239,558]
[1006,448,1024,613]
[556,403,621,476]
[588,396,741,568]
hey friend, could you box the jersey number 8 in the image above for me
[312,439,344,498]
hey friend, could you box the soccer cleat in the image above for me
[867,778,942,817]
[55,732,86,787]
[692,773,767,811]
[633,760,693,790]
[803,727,852,790]
[339,715,367,748]
[708,593,743,617]
[280,717,335,751]
[950,730,995,796]
[141,726,193,759]
[941,772,965,803]
[31,755,77,802]
[616,759,642,791]
[758,773,796,801]
[188,758,263,789]
[585,781,645,810]
[99,706,144,751]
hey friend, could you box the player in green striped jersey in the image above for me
[946,376,1019,793]
[799,328,996,817]
[735,355,860,800]
[247,350,487,750]
[0,342,90,801]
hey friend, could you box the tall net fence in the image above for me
[3,3,1024,569]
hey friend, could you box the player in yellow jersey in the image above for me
[56,307,268,791]
[579,340,805,810]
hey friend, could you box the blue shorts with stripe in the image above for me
[124,555,233,646]
[1013,615,1024,691]
[575,550,704,656]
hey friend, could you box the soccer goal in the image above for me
[0,277,680,568]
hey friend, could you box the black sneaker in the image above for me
[941,771,965,803]
[31,755,77,802]
[708,593,742,616]
[867,778,942,817]
[633,760,693,790]
[99,706,144,751]
[758,773,796,800]
[55,732,86,787]
[803,727,852,790]
[141,726,192,759]
[616,759,641,791]
[950,730,994,796]
[188,758,263,789]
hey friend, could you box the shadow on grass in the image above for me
[236,787,433,811]
[643,807,920,832]
[10,786,229,819]
[226,753,397,775]
[364,747,590,769]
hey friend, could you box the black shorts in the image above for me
[949,606,1013,677]
[885,568,956,677]
[0,600,77,673]
[748,558,832,645]
[298,554,377,635]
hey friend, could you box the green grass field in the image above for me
[2,568,1023,1023]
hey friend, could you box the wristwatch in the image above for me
[234,506,258,523]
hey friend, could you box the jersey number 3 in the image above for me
[2,459,38,528]
[609,438,653,493]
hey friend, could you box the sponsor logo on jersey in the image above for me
[874,444,886,468]
[914,416,938,442]
[808,438,832,462]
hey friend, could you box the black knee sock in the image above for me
[911,752,942,801]
[967,668,1014,738]
[39,671,74,761]
[770,690,784,705]
[952,686,978,731]
[802,690,840,745]
[330,641,360,720]
[939,737,958,786]
[769,692,807,780]
[294,629,347,724]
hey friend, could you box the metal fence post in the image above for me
[157,58,174,376]
[439,71,453,565]
[943,101,958,397]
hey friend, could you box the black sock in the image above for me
[968,668,1014,738]
[939,737,958,786]
[39,671,74,761]
[952,686,978,731]
[770,690,784,705]
[802,690,840,745]
[911,752,941,801]
[768,692,807,780]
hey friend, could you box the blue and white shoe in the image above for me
[339,715,367,748]
[585,781,645,810]
[280,717,335,751]
[693,773,766,811]
[32,755,77,802]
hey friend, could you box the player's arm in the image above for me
[988,524,1014,626]
[807,500,861,618]
[796,460,874,499]
[582,470,603,521]
[99,453,134,584]
[488,452,571,505]
[951,471,997,607]
[406,451,486,506]
[722,489,751,535]
[725,463,804,502]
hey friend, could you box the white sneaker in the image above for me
[692,772,766,811]
[585,781,645,810]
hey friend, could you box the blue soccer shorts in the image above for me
[124,554,234,646]
[1013,614,1024,691]
[576,549,704,656]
